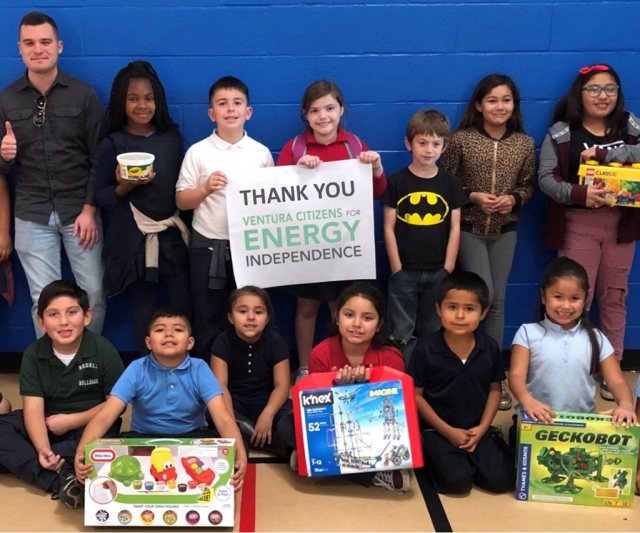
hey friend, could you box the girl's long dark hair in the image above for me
[551,64,626,140]
[105,60,178,136]
[331,282,391,349]
[457,73,524,133]
[537,257,600,375]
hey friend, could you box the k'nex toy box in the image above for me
[292,366,423,477]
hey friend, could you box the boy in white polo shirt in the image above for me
[176,76,274,360]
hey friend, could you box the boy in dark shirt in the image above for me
[408,271,514,494]
[382,109,467,362]
[0,280,124,507]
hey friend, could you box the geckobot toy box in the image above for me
[515,412,639,508]
[292,366,423,477]
[84,437,235,527]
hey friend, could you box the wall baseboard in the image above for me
[2,350,640,374]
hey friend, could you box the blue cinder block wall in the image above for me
[1,0,640,355]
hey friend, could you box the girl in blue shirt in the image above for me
[509,257,635,427]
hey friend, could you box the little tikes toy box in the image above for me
[84,437,235,527]
[516,412,639,508]
[579,161,640,207]
[292,366,423,477]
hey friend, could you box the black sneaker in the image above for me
[58,469,84,509]
[489,425,505,441]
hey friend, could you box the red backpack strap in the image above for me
[290,134,307,164]
[343,132,363,159]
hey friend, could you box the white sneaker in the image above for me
[289,450,298,471]
[600,380,614,401]
[372,469,410,494]
[295,367,309,384]
[499,381,512,411]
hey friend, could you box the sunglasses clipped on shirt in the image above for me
[581,84,619,98]
[33,95,47,127]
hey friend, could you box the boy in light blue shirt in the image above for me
[74,305,247,490]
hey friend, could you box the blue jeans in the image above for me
[387,267,447,363]
[14,212,106,337]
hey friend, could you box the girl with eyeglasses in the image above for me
[538,64,640,399]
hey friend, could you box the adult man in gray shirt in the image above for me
[0,11,105,336]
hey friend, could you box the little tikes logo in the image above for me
[301,391,334,407]
[90,449,116,462]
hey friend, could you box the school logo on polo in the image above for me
[396,192,449,226]
[79,362,99,387]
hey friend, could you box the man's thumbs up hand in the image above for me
[1,121,17,161]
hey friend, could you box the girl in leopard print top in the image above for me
[441,74,535,411]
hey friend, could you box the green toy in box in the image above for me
[84,437,235,527]
[515,412,639,508]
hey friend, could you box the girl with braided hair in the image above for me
[96,60,193,355]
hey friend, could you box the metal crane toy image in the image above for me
[537,446,622,494]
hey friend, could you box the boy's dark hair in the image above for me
[149,305,192,334]
[552,64,625,141]
[301,80,346,123]
[436,271,490,311]
[538,257,600,376]
[406,109,450,144]
[105,60,178,137]
[208,76,250,106]
[37,279,90,318]
[227,285,273,318]
[331,282,391,348]
[20,11,58,38]
[457,73,525,133]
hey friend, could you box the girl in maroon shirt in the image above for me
[309,282,404,381]
[277,80,387,382]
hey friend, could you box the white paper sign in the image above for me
[226,159,376,288]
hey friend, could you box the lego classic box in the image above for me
[84,437,235,527]
[579,162,640,207]
[292,366,423,477]
[516,412,639,508]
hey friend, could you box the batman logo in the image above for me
[396,192,449,226]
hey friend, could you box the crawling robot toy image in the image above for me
[537,446,621,494]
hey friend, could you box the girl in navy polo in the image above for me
[210,286,295,458]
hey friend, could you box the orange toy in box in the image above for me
[292,366,423,477]
[578,161,640,207]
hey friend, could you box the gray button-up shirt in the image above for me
[0,70,103,226]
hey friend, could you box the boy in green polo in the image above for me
[0,280,124,508]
